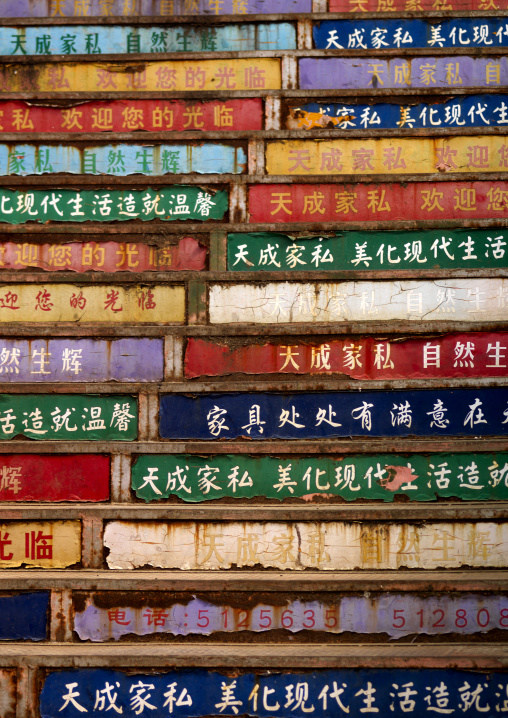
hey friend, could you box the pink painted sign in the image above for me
[185,333,508,379]
[249,182,508,223]
[0,99,262,132]
[74,593,508,640]
[0,237,205,273]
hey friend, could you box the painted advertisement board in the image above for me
[299,56,508,90]
[74,593,508,640]
[0,520,80,567]
[287,95,508,130]
[249,182,508,222]
[0,338,163,382]
[0,592,49,640]
[209,280,508,324]
[3,24,295,55]
[159,388,508,439]
[0,99,263,132]
[185,333,508,380]
[104,520,508,569]
[0,143,247,176]
[0,237,206,273]
[39,668,508,717]
[329,0,505,12]
[0,284,184,323]
[0,59,281,92]
[0,187,227,223]
[2,0,311,17]
[0,455,109,501]
[0,395,137,440]
[314,19,508,50]
[266,136,508,176]
[227,230,508,271]
[132,451,508,502]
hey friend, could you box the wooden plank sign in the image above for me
[209,280,508,324]
[0,238,206,273]
[0,59,281,92]
[0,143,247,176]
[0,339,163,382]
[0,395,137,440]
[0,187,228,223]
[159,388,508,439]
[227,230,508,271]
[0,99,263,133]
[0,455,109,501]
[38,668,508,717]
[2,23,296,55]
[185,333,508,380]
[74,592,508,639]
[266,136,508,176]
[0,520,80,567]
[249,182,508,222]
[131,452,508,502]
[299,57,508,90]
[104,521,508,569]
[0,285,184,324]
[0,592,49,639]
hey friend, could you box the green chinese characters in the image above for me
[132,453,508,502]
[0,395,137,440]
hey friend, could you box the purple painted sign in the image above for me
[299,56,508,89]
[0,338,163,382]
[74,594,508,641]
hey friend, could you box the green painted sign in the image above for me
[132,452,508,502]
[0,187,227,223]
[0,395,137,440]
[228,229,508,271]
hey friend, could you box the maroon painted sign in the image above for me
[248,182,508,223]
[0,237,205,273]
[185,333,508,379]
[0,99,262,133]
[0,455,109,501]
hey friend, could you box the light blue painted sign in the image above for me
[314,18,508,49]
[0,338,163,382]
[4,23,296,55]
[0,144,246,176]
[300,56,508,89]
[40,668,508,716]
[291,94,508,130]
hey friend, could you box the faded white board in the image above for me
[103,521,507,570]
[209,280,508,323]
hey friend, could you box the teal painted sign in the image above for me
[0,187,227,223]
[0,395,137,440]
[1,144,246,176]
[228,229,508,270]
[132,452,508,501]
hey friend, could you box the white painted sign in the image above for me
[209,280,508,323]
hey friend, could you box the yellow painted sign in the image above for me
[0,284,184,323]
[266,136,508,175]
[0,59,281,93]
[0,521,81,568]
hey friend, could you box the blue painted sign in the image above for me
[41,668,508,716]
[0,144,246,176]
[0,592,49,640]
[0,338,163,382]
[160,388,508,439]
[314,18,508,50]
[289,94,508,130]
[3,24,296,55]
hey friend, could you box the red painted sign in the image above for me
[0,99,262,133]
[0,237,205,273]
[0,455,109,501]
[185,333,508,379]
[248,182,508,223]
